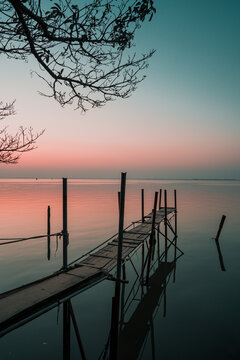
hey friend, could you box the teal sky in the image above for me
[0,0,239,179]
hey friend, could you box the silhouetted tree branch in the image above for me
[0,101,44,164]
[0,0,156,111]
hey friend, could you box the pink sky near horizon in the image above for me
[1,1,240,179]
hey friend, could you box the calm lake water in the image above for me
[0,179,240,359]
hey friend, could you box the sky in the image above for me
[0,0,240,179]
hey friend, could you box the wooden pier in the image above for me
[0,207,174,333]
[0,175,182,341]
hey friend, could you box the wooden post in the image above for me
[164,190,168,262]
[214,215,226,272]
[120,263,126,331]
[215,215,226,242]
[141,189,145,222]
[116,172,127,284]
[110,172,127,360]
[159,189,162,210]
[47,205,51,261]
[141,243,145,274]
[173,189,177,275]
[118,191,120,212]
[146,191,158,284]
[174,189,177,236]
[62,178,68,269]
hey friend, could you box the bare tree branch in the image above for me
[0,101,44,164]
[0,0,156,111]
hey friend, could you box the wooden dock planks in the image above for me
[0,207,175,333]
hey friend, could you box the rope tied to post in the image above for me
[0,232,62,245]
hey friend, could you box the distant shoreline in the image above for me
[0,177,239,181]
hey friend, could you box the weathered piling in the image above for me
[62,178,68,269]
[118,191,120,212]
[146,191,158,284]
[159,189,162,210]
[174,189,177,236]
[173,189,177,280]
[47,205,51,261]
[141,189,145,223]
[215,215,226,242]
[164,190,168,261]
[116,172,127,285]
[110,172,127,360]
[214,215,227,271]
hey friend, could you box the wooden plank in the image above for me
[0,266,104,330]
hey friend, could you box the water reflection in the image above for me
[59,259,180,360]
[0,256,181,360]
[62,300,86,360]
[117,262,176,360]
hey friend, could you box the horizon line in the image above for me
[0,177,239,181]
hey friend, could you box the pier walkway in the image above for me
[0,207,175,334]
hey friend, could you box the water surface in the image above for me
[0,179,239,359]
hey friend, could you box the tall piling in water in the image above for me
[62,178,68,269]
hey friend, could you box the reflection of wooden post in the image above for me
[110,296,117,360]
[163,280,167,318]
[150,317,156,359]
[164,190,167,262]
[69,302,86,360]
[157,225,160,263]
[141,189,145,222]
[47,205,51,261]
[63,301,71,360]
[159,189,162,210]
[215,239,226,271]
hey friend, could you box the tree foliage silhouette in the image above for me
[0,0,156,111]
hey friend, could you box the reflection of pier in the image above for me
[0,173,183,353]
[118,261,175,360]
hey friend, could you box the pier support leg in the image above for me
[62,178,69,269]
[174,189,177,238]
[109,172,127,360]
[159,189,162,210]
[141,189,145,223]
[146,192,158,284]
[164,190,168,263]
[47,205,51,261]
[120,263,126,331]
